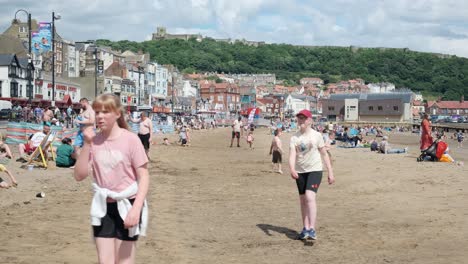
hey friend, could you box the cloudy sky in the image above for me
[2,0,468,57]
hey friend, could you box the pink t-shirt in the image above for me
[91,129,148,193]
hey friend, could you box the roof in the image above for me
[0,34,28,58]
[328,93,413,103]
[427,100,468,109]
[0,54,14,66]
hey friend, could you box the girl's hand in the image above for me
[124,207,141,228]
[83,126,96,144]
[290,169,299,180]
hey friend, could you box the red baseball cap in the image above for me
[296,109,312,119]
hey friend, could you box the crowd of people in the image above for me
[1,99,466,263]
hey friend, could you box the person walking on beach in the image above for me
[246,129,254,149]
[230,116,242,147]
[74,94,149,264]
[74,98,95,155]
[420,113,433,150]
[289,109,335,240]
[269,128,284,174]
[455,130,464,148]
[130,112,153,157]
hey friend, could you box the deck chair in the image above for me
[26,131,56,169]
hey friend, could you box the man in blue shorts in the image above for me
[289,109,335,240]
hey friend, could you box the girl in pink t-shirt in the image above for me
[74,94,149,264]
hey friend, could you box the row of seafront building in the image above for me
[1,17,468,121]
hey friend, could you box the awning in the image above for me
[56,94,73,106]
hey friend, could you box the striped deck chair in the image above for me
[26,131,55,168]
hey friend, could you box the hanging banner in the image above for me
[248,108,256,124]
[31,22,52,54]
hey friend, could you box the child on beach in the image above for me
[163,138,171,145]
[74,94,149,264]
[247,130,254,149]
[269,128,284,174]
[289,110,334,240]
[0,164,18,188]
[0,133,14,164]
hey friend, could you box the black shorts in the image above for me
[138,133,151,150]
[272,150,282,163]
[296,171,323,194]
[232,131,240,139]
[93,199,139,241]
[181,138,187,145]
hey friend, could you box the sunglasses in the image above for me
[297,115,308,120]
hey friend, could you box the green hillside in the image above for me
[96,38,468,100]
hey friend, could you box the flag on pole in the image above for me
[248,108,256,124]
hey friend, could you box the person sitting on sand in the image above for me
[378,136,408,154]
[0,164,18,188]
[163,138,171,145]
[56,138,76,168]
[0,133,14,164]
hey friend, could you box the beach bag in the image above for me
[435,141,448,160]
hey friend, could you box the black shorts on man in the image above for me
[232,131,240,139]
[296,171,323,194]
[272,150,282,163]
[138,133,151,150]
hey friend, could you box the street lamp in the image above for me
[51,11,61,107]
[13,9,33,103]
[94,46,98,98]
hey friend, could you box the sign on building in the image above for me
[98,60,104,76]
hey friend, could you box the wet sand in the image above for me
[0,127,467,263]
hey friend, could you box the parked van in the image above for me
[0,100,12,110]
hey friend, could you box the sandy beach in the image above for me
[0,127,467,264]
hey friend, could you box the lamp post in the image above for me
[51,11,61,107]
[138,66,144,106]
[14,10,33,103]
[94,46,98,98]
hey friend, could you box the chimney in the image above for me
[461,95,465,103]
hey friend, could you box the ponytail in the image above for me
[117,109,129,130]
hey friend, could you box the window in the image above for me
[393,106,399,111]
[368,106,374,111]
[210,87,215,93]
[328,106,335,111]
[378,106,383,111]
[0,81,2,97]
[19,85,23,97]
[19,26,26,33]
[218,95,223,101]
[10,82,18,97]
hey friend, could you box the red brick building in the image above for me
[199,81,240,112]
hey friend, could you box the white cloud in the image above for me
[1,0,468,57]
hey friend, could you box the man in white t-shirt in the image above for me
[230,117,243,148]
[17,124,53,161]
[289,109,335,241]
